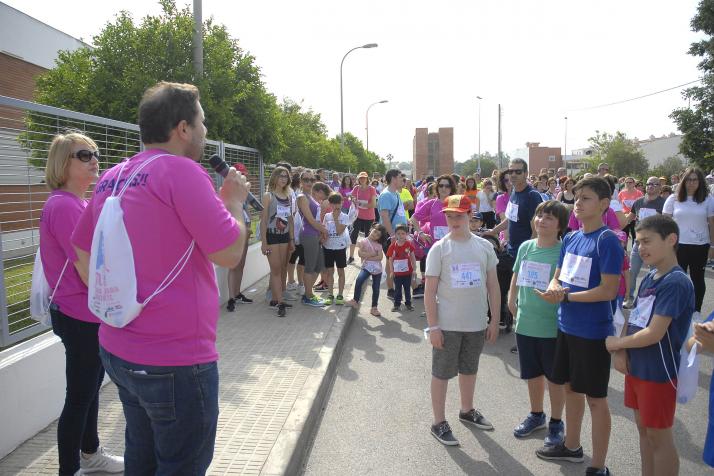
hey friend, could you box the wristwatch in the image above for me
[562,291,569,303]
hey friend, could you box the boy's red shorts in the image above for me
[624,374,676,429]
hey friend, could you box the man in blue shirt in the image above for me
[378,169,408,297]
[535,177,623,476]
[606,215,694,476]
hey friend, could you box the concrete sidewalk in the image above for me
[0,264,364,475]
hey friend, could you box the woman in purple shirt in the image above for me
[297,170,330,307]
[40,133,123,475]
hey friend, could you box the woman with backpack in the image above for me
[40,132,123,476]
[260,166,295,317]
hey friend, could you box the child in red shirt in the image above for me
[387,223,417,312]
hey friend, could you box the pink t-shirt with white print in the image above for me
[72,150,239,366]
[40,190,98,323]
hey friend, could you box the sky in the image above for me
[4,0,706,165]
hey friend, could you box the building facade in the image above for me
[525,142,563,174]
[412,127,454,179]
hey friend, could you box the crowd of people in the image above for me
[35,78,714,476]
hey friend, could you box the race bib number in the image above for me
[363,260,382,274]
[450,262,482,288]
[397,202,406,217]
[358,199,368,209]
[516,260,551,291]
[638,208,656,220]
[623,199,635,208]
[505,201,519,222]
[277,204,291,219]
[433,226,449,240]
[393,259,409,273]
[327,221,337,236]
[559,252,592,288]
[628,295,655,328]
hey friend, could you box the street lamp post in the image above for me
[340,43,378,150]
[366,100,388,151]
[564,116,568,176]
[476,96,482,173]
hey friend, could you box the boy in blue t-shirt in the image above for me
[606,214,694,476]
[535,177,623,476]
[692,311,714,468]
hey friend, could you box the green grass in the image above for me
[3,255,34,334]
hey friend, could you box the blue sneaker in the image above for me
[513,412,547,438]
[302,295,326,307]
[544,420,565,447]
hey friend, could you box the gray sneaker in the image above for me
[459,408,494,430]
[430,420,459,446]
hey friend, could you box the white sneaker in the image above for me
[286,282,299,291]
[298,285,305,295]
[80,447,124,474]
[283,291,298,301]
[73,470,84,476]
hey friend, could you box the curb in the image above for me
[259,299,357,475]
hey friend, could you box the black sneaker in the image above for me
[227,298,236,312]
[348,256,355,264]
[412,285,425,298]
[430,420,459,446]
[269,300,279,307]
[277,304,286,317]
[283,302,293,308]
[405,304,414,311]
[459,409,494,430]
[236,293,253,303]
[391,305,400,312]
[510,345,519,354]
[535,443,584,463]
[586,467,612,476]
[387,289,395,301]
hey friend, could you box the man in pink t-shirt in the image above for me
[72,82,249,474]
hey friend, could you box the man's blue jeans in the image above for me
[99,347,219,476]
[628,242,644,301]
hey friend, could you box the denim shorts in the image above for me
[432,330,485,380]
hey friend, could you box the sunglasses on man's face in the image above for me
[72,149,100,162]
[508,169,524,175]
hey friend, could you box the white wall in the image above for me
[0,242,269,459]
[0,2,89,69]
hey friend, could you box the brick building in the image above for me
[525,142,563,174]
[412,127,454,180]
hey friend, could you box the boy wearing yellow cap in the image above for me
[425,194,501,446]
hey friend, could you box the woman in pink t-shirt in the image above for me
[40,133,123,474]
[348,172,377,262]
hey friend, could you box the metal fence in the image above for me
[0,95,264,348]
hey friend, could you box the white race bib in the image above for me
[505,201,519,222]
[277,204,291,219]
[628,294,655,328]
[393,259,409,273]
[516,260,551,291]
[637,208,656,220]
[397,202,406,217]
[450,262,482,288]
[433,226,449,240]
[559,252,592,288]
[610,200,623,212]
[623,199,635,208]
[363,260,382,274]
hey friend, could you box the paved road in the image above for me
[304,269,714,475]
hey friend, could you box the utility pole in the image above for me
[193,0,203,77]
[497,104,502,169]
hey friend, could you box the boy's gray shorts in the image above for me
[432,330,486,380]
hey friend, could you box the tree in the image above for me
[649,156,686,180]
[454,152,503,178]
[587,131,649,178]
[671,0,714,170]
[25,0,282,165]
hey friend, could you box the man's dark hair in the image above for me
[602,174,618,196]
[276,161,292,172]
[636,215,679,244]
[509,158,528,174]
[327,191,342,204]
[385,169,401,184]
[573,177,611,201]
[312,181,331,196]
[139,82,200,144]
[395,223,409,234]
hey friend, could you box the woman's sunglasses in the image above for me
[71,150,100,162]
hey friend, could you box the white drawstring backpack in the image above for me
[29,252,68,326]
[88,154,195,328]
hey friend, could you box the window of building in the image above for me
[548,155,556,162]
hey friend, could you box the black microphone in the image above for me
[208,154,264,211]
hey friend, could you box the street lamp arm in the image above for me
[340,43,378,150]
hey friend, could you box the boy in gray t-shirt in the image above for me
[425,195,501,446]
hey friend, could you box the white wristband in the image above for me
[423,325,440,340]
